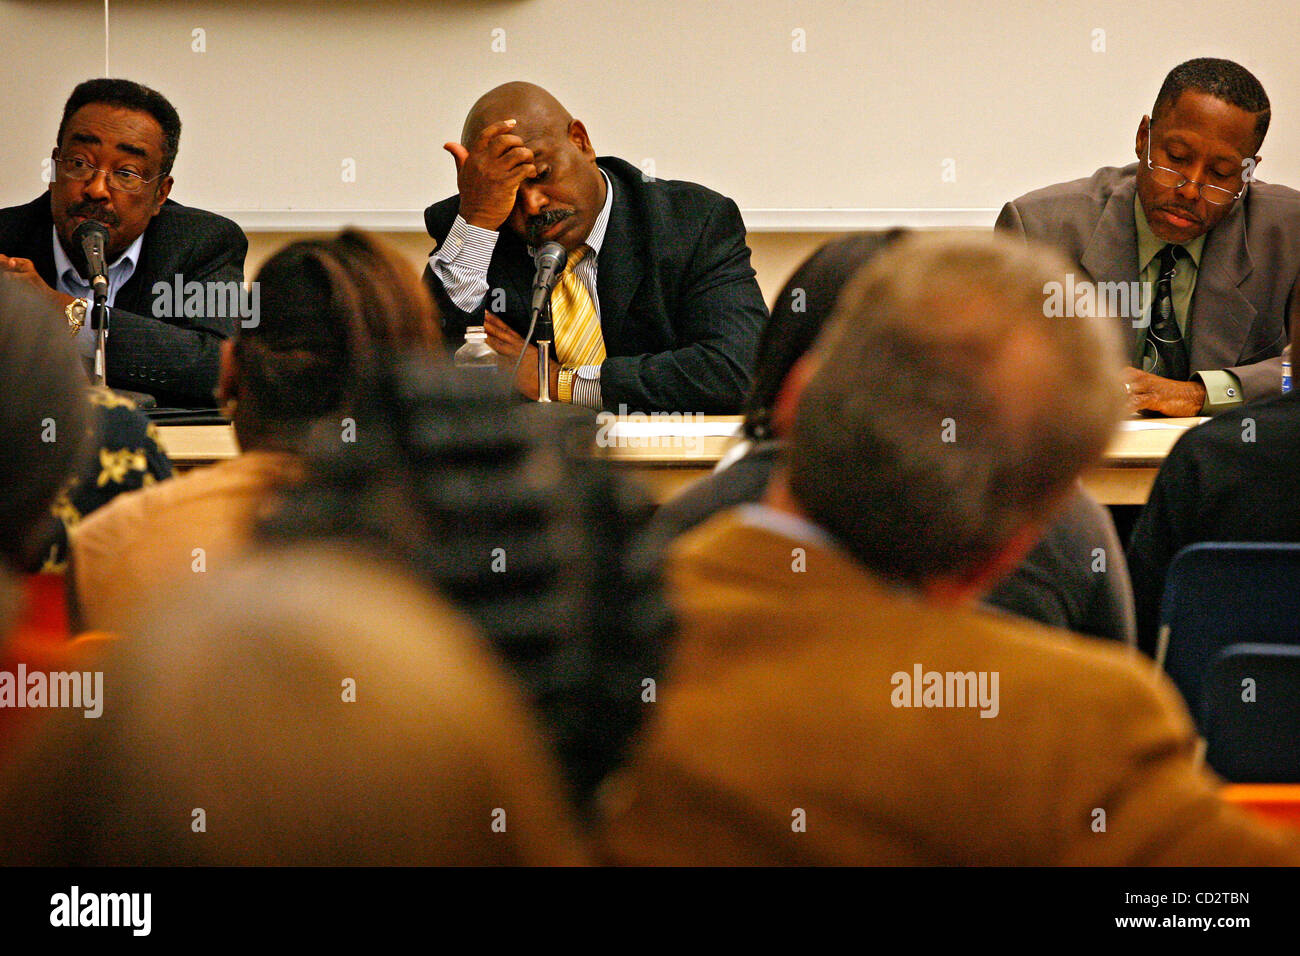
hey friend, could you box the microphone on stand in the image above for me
[72,220,112,386]
[72,220,110,300]
[529,242,567,403]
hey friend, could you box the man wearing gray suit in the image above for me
[997,58,1300,417]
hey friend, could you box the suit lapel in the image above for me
[1080,178,1142,358]
[1186,199,1255,370]
[594,162,644,351]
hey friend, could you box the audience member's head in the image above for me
[217,229,440,451]
[742,229,907,442]
[780,231,1124,602]
[0,283,88,580]
[257,358,674,811]
[0,545,586,864]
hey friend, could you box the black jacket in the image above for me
[1128,390,1300,655]
[0,193,247,408]
[422,156,767,413]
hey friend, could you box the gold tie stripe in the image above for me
[550,246,606,368]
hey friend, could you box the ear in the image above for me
[770,353,820,439]
[216,338,239,406]
[568,119,595,158]
[151,176,174,217]
[48,148,59,192]
[1135,115,1150,160]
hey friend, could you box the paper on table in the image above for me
[1120,418,1209,431]
[605,420,742,439]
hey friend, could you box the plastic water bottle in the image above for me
[1283,343,1293,395]
[454,326,497,373]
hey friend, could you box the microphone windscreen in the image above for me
[534,241,567,272]
[71,219,110,248]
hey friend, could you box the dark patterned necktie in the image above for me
[1144,243,1190,381]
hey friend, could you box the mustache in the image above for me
[526,208,575,243]
[67,202,119,227]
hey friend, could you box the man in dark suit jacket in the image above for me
[0,79,247,409]
[1127,315,1300,656]
[997,58,1300,417]
[423,82,766,413]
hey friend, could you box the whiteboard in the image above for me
[2,0,1297,231]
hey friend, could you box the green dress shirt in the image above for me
[1134,195,1242,412]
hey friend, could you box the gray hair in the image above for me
[788,231,1124,586]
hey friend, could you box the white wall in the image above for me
[3,0,1298,233]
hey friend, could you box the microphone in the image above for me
[529,241,568,319]
[72,220,110,299]
[527,242,568,403]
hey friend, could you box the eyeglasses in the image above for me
[54,154,161,195]
[1144,137,1247,206]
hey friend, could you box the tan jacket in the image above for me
[70,452,300,631]
[598,511,1300,865]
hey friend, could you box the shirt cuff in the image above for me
[429,215,500,312]
[571,365,602,410]
[1192,369,1244,414]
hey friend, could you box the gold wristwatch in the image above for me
[557,365,577,404]
[65,297,88,336]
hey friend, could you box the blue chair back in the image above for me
[1203,643,1300,782]
[1159,542,1300,721]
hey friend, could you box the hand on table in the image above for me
[1124,367,1206,418]
[484,311,559,401]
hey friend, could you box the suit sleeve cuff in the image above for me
[1192,369,1244,414]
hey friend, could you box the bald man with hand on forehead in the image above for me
[423,82,767,413]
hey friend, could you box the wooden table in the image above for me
[156,415,1204,506]
[1085,417,1204,506]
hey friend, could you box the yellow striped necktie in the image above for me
[550,246,606,367]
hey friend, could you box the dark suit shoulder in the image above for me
[0,194,55,249]
[423,193,461,245]
[149,199,247,252]
[1167,392,1300,463]
[599,156,737,234]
